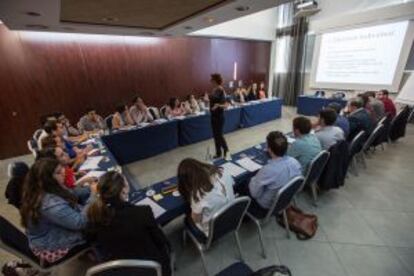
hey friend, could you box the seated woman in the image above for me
[87,172,171,276]
[233,88,245,104]
[41,135,86,166]
[5,162,29,209]
[258,82,266,99]
[20,158,95,264]
[112,105,134,129]
[198,93,210,111]
[245,85,257,102]
[129,96,154,125]
[183,94,201,114]
[177,158,235,236]
[165,97,186,118]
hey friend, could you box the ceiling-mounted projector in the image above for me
[294,0,320,18]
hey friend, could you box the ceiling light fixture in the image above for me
[26,11,41,16]
[235,6,250,12]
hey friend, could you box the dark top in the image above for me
[246,91,257,102]
[5,176,24,209]
[91,202,171,276]
[209,87,226,118]
[347,108,373,141]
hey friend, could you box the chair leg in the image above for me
[248,214,266,258]
[360,153,367,169]
[182,230,187,247]
[292,196,298,207]
[311,183,318,207]
[380,143,385,151]
[282,210,291,239]
[352,157,359,176]
[234,232,244,261]
[198,248,209,276]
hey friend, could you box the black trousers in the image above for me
[211,115,228,156]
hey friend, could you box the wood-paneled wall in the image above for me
[0,24,270,159]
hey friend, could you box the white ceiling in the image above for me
[0,0,289,37]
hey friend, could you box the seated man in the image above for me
[242,131,302,216]
[78,108,105,132]
[377,89,397,118]
[346,98,373,141]
[364,91,385,123]
[315,109,345,150]
[129,96,154,125]
[287,117,322,174]
[327,102,350,138]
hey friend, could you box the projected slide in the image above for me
[311,21,413,91]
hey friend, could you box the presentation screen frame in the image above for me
[310,20,414,92]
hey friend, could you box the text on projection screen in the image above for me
[315,21,409,85]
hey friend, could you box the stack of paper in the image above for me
[236,157,263,172]
[134,198,166,219]
[221,162,247,177]
[76,170,106,184]
[79,156,104,171]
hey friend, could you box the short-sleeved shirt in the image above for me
[191,171,235,236]
[78,115,104,132]
[315,126,345,150]
[287,134,322,174]
[249,156,302,209]
[209,87,226,117]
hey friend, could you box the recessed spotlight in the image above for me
[25,24,48,29]
[184,26,193,30]
[102,17,119,22]
[25,11,41,16]
[139,31,154,36]
[204,17,215,23]
[235,6,250,12]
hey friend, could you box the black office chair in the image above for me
[0,216,90,274]
[302,151,331,206]
[27,139,38,157]
[160,106,168,119]
[372,114,392,149]
[215,261,291,276]
[32,129,43,141]
[348,131,366,176]
[362,124,385,157]
[389,106,411,142]
[247,176,304,253]
[85,260,162,276]
[148,107,160,120]
[104,115,114,130]
[184,197,251,275]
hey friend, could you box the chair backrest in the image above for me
[159,105,168,118]
[148,107,160,119]
[0,216,39,267]
[389,106,411,141]
[303,150,330,189]
[348,130,366,157]
[32,129,43,141]
[104,115,114,130]
[264,176,304,223]
[362,124,385,152]
[206,197,251,248]
[85,259,162,276]
[27,139,38,157]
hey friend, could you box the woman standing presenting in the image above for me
[209,73,229,159]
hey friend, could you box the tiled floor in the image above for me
[1,106,413,276]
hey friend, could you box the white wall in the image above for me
[190,8,278,41]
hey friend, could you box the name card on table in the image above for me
[134,197,166,219]
[236,157,263,172]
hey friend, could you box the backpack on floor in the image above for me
[278,205,318,240]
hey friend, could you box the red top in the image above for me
[381,98,397,118]
[64,167,76,189]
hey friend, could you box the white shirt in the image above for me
[129,105,153,125]
[191,171,235,236]
[315,126,345,150]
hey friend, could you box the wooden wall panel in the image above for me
[0,25,270,159]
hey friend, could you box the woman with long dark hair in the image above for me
[20,158,93,264]
[177,158,235,236]
[87,171,171,276]
[209,73,229,159]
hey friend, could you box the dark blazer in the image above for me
[318,140,349,190]
[348,108,373,141]
[91,202,171,276]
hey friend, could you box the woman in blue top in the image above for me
[20,158,95,264]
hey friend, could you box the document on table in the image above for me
[79,156,104,171]
[287,137,296,144]
[221,162,247,177]
[236,157,263,172]
[134,197,166,219]
[80,138,95,146]
[76,170,106,184]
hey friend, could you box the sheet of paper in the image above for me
[154,118,168,124]
[221,162,247,177]
[287,137,296,144]
[80,138,95,146]
[236,157,263,172]
[174,115,186,120]
[76,170,106,184]
[134,197,166,219]
[79,156,104,171]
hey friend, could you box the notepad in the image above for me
[134,198,166,219]
[236,157,263,172]
[79,156,104,171]
[221,162,247,177]
[76,170,106,184]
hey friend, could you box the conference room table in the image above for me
[296,95,347,116]
[128,142,269,226]
[102,98,283,164]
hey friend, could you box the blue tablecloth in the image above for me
[178,107,242,146]
[101,121,179,165]
[297,96,347,116]
[241,99,283,127]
